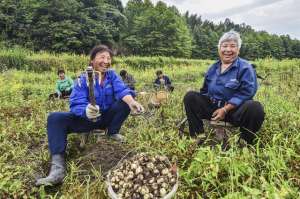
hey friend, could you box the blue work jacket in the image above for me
[154,75,172,86]
[200,57,258,106]
[70,69,135,118]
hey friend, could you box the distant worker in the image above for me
[154,70,174,92]
[120,70,136,90]
[49,69,73,99]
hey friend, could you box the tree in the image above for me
[122,0,192,57]
[0,0,125,53]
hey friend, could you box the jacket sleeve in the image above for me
[200,65,214,95]
[165,76,172,85]
[55,80,61,94]
[69,75,89,117]
[68,77,74,88]
[66,77,74,91]
[228,66,257,106]
[199,75,208,95]
[109,70,135,99]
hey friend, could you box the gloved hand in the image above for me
[57,91,62,99]
[159,78,165,85]
[86,104,101,119]
[129,101,144,114]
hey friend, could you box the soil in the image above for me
[31,136,134,195]
[77,136,135,177]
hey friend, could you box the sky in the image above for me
[120,0,300,40]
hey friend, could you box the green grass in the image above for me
[0,59,299,198]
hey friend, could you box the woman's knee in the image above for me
[244,101,265,119]
[183,91,198,105]
[111,100,130,114]
[47,112,72,124]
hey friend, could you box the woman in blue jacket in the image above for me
[36,45,144,186]
[184,31,264,145]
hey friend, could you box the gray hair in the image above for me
[218,30,242,49]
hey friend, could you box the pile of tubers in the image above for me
[109,153,177,199]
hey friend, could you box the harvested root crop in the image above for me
[109,153,177,199]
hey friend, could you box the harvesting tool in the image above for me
[80,66,99,148]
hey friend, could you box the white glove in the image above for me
[159,78,165,85]
[129,101,145,114]
[57,91,62,99]
[86,104,101,119]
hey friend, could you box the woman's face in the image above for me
[218,40,239,64]
[59,72,65,80]
[91,51,112,73]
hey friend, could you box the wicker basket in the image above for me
[156,91,168,102]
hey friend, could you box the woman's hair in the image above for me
[218,30,242,49]
[89,44,113,60]
[57,68,65,75]
[120,70,127,77]
[156,70,163,76]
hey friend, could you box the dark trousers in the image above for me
[183,91,265,144]
[47,100,130,155]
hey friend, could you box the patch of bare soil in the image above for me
[0,106,33,119]
[77,137,135,177]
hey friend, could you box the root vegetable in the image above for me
[161,168,169,175]
[135,166,143,174]
[157,177,164,184]
[109,153,177,199]
[160,188,167,197]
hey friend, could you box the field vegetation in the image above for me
[0,52,300,198]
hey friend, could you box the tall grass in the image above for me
[0,47,210,72]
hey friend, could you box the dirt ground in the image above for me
[77,136,135,177]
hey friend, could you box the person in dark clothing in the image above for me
[120,70,136,90]
[154,70,174,92]
[183,30,265,145]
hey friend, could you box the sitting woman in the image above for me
[120,69,136,90]
[183,30,265,145]
[36,45,144,186]
[49,69,73,99]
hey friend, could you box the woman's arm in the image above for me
[122,95,144,113]
[227,67,257,106]
[69,76,89,117]
[110,70,135,100]
[68,76,74,88]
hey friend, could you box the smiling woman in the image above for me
[183,30,265,145]
[218,31,241,72]
[35,44,145,186]
[89,45,113,73]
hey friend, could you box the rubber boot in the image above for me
[35,154,66,186]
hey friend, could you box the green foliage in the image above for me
[185,14,300,60]
[0,0,300,59]
[0,0,125,53]
[0,47,208,72]
[0,47,89,72]
[122,0,192,57]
